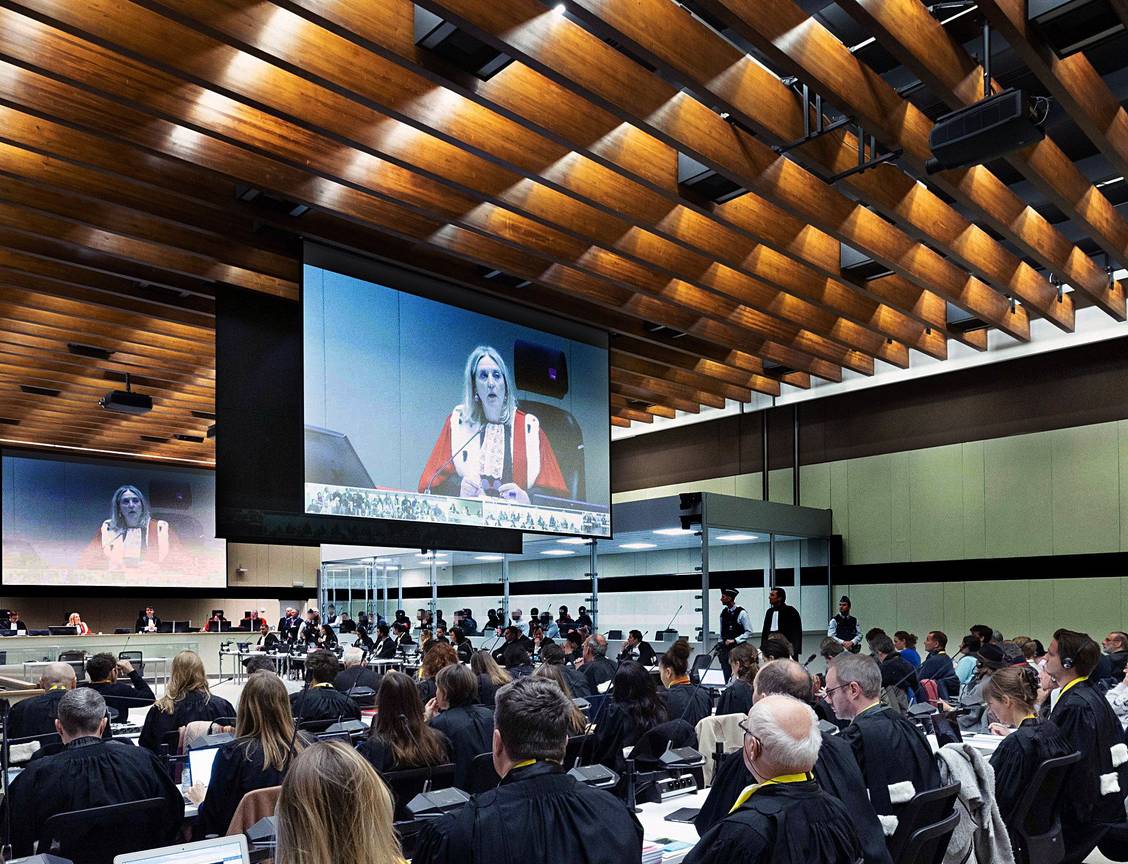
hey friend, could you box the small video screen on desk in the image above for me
[302,252,611,538]
[1,450,226,588]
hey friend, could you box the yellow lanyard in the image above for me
[729,773,811,813]
[1059,676,1086,697]
[512,759,537,770]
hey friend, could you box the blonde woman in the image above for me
[192,671,310,837]
[67,611,91,635]
[469,649,511,709]
[276,740,404,864]
[138,650,234,752]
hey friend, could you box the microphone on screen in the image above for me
[423,426,484,494]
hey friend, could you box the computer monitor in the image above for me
[114,835,249,864]
[48,625,77,636]
[187,745,222,787]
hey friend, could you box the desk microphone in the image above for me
[400,712,470,817]
[423,426,483,494]
[802,654,817,667]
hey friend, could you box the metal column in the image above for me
[501,557,510,624]
[588,540,599,632]
[700,497,711,653]
[429,552,438,621]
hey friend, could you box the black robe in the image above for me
[290,684,361,724]
[138,690,236,753]
[477,673,502,709]
[590,701,665,771]
[686,779,861,864]
[196,736,301,839]
[760,604,803,656]
[134,615,161,632]
[714,680,753,717]
[84,670,155,719]
[879,654,919,702]
[617,641,657,666]
[9,688,71,743]
[840,704,939,836]
[357,729,453,774]
[696,736,892,864]
[582,656,618,692]
[990,717,1073,858]
[418,677,438,705]
[333,666,381,696]
[559,664,592,698]
[429,702,494,789]
[372,634,398,658]
[1050,678,1128,861]
[2,737,182,863]
[663,682,712,728]
[454,640,474,664]
[413,761,643,864]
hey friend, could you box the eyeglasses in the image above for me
[824,683,851,697]
[737,719,759,746]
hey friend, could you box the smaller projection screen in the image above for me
[2,450,227,588]
[303,247,611,538]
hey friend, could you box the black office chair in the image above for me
[394,818,427,860]
[606,629,623,641]
[1008,750,1083,864]
[39,798,175,864]
[468,751,501,793]
[887,782,961,864]
[564,733,593,768]
[897,809,960,864]
[382,763,457,821]
[119,650,145,679]
[58,650,87,680]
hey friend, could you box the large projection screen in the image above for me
[302,246,611,538]
[2,450,227,589]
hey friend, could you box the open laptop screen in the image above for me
[114,835,249,864]
[188,745,222,787]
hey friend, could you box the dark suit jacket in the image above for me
[135,615,161,632]
[760,603,803,655]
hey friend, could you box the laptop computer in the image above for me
[187,744,222,787]
[114,835,249,864]
[700,668,727,687]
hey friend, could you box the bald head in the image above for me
[39,662,76,690]
[753,658,813,703]
[743,694,821,781]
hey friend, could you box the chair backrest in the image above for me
[382,763,456,821]
[58,650,87,679]
[394,818,426,861]
[1010,750,1083,864]
[297,718,337,734]
[897,809,960,864]
[226,785,282,836]
[468,751,501,793]
[606,629,623,641]
[887,782,961,864]
[689,654,714,685]
[40,797,175,864]
[630,719,699,769]
[516,400,585,499]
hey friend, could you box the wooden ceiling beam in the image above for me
[698,0,1120,321]
[0,350,214,398]
[0,24,853,380]
[610,415,631,429]
[420,0,1030,342]
[609,392,677,420]
[837,0,1128,274]
[613,406,654,424]
[611,350,753,402]
[611,366,726,409]
[610,384,698,415]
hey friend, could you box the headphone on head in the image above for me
[1062,656,1074,670]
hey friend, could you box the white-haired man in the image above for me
[333,645,380,695]
[685,694,861,864]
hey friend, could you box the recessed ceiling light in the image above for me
[541,549,574,556]
[620,542,657,549]
[475,555,505,562]
[653,527,694,536]
[557,537,592,545]
[716,533,759,541]
[416,552,447,559]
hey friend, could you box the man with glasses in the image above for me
[685,694,861,864]
[825,653,939,839]
[696,659,892,864]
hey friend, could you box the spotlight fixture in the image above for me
[99,373,152,415]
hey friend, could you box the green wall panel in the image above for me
[961,442,987,559]
[890,453,911,562]
[1053,577,1122,637]
[984,434,1053,558]
[846,455,893,564]
[829,460,850,540]
[908,444,965,562]
[799,463,831,510]
[1050,423,1119,555]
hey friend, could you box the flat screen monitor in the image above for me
[114,835,249,864]
[1,450,226,589]
[302,245,611,538]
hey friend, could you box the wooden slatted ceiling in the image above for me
[0,1,1123,453]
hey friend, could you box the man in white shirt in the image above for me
[510,608,529,637]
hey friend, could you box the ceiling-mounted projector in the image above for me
[926,88,1047,174]
[99,373,152,415]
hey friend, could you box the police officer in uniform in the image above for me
[828,595,861,653]
[718,588,752,683]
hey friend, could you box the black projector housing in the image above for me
[926,88,1045,174]
[99,388,153,414]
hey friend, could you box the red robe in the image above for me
[419,408,568,498]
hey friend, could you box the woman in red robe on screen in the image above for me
[418,345,568,504]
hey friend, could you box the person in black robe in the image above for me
[82,653,155,720]
[580,634,618,692]
[9,663,78,743]
[590,661,669,771]
[193,671,314,838]
[451,627,474,664]
[290,651,361,724]
[980,665,1074,860]
[427,664,494,789]
[333,646,381,696]
[659,641,711,727]
[872,634,918,707]
[715,644,760,717]
[697,659,892,864]
[139,688,234,753]
[368,623,396,658]
[414,676,642,864]
[575,606,594,631]
[134,607,161,633]
[337,612,357,634]
[1045,629,1128,863]
[686,693,860,864]
[540,644,591,698]
[759,587,802,658]
[826,653,939,840]
[617,630,657,666]
[2,688,182,863]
